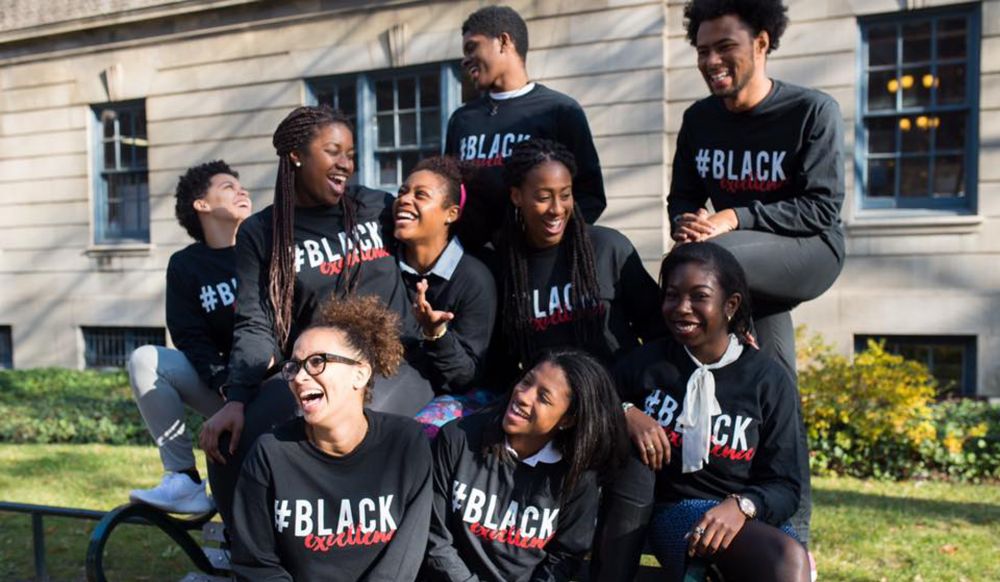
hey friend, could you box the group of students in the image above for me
[125,1,846,580]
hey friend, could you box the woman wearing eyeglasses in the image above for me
[230,295,432,581]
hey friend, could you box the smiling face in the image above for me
[291,122,355,207]
[510,160,574,249]
[393,170,459,245]
[194,173,252,224]
[695,14,768,101]
[462,32,512,91]
[661,262,741,360]
[502,361,574,440]
[286,327,370,427]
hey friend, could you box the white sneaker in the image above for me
[129,472,215,514]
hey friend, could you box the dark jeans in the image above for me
[711,230,843,547]
[208,363,434,527]
[589,453,656,581]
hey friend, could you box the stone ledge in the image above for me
[845,212,984,237]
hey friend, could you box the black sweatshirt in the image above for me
[165,242,237,393]
[400,238,497,393]
[226,186,415,403]
[668,79,845,262]
[615,338,805,526]
[444,84,606,249]
[230,412,432,581]
[493,225,666,384]
[424,412,600,582]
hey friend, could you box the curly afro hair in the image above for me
[683,0,789,54]
[410,155,477,210]
[174,160,238,242]
[311,295,404,397]
[462,5,529,62]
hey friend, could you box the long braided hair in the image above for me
[500,139,603,365]
[270,105,359,351]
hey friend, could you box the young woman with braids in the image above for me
[231,295,432,581]
[494,138,666,581]
[201,105,433,526]
[615,242,809,582]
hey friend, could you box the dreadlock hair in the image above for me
[485,348,629,505]
[461,5,529,62]
[683,0,789,54]
[658,241,753,339]
[309,295,403,403]
[409,155,476,232]
[174,160,238,242]
[500,139,603,365]
[270,105,358,352]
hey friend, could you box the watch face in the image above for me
[739,497,756,517]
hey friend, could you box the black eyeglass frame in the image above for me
[280,352,362,381]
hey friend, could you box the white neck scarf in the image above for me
[676,334,744,474]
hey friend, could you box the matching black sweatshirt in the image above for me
[424,412,600,582]
[615,338,806,526]
[231,412,432,581]
[165,242,238,393]
[225,186,416,404]
[669,79,846,262]
[444,83,606,250]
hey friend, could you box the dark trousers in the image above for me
[712,230,843,547]
[208,363,434,527]
[589,454,656,581]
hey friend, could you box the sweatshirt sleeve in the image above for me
[424,424,482,582]
[530,473,600,582]
[616,242,667,344]
[739,367,804,526]
[225,214,281,403]
[732,97,844,236]
[366,427,434,581]
[230,441,292,582]
[165,256,228,392]
[667,113,710,224]
[557,101,605,224]
[422,268,497,390]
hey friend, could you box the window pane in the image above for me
[102,110,117,138]
[122,143,135,167]
[866,117,896,153]
[937,64,966,104]
[935,111,966,151]
[937,18,966,59]
[399,112,417,146]
[868,70,897,111]
[933,155,964,198]
[377,113,395,147]
[400,151,421,180]
[104,141,117,170]
[901,116,930,153]
[377,154,397,185]
[900,67,931,108]
[899,156,929,197]
[397,77,415,110]
[339,83,356,116]
[421,109,440,143]
[867,158,896,198]
[136,109,147,139]
[136,144,148,168]
[376,79,394,112]
[868,25,897,67]
[902,21,931,63]
[420,74,439,107]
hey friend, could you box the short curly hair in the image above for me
[410,155,476,210]
[462,5,529,62]
[174,160,238,242]
[683,0,789,54]
[311,295,404,398]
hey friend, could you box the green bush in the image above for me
[0,368,203,445]
[798,329,1000,481]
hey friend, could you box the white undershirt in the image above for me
[489,82,536,100]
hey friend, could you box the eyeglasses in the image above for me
[280,352,362,381]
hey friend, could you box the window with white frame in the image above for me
[309,63,462,192]
[92,100,150,243]
[858,6,979,210]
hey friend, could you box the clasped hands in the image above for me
[671,208,738,245]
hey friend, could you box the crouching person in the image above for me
[424,349,627,581]
[230,296,432,581]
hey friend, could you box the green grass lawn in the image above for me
[1,444,998,581]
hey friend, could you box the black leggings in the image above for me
[208,364,434,527]
[711,230,842,548]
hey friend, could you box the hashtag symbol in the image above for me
[694,149,710,178]
[451,481,468,513]
[199,285,218,313]
[274,499,291,532]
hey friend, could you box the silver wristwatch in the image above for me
[729,494,757,520]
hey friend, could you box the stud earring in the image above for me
[294,161,302,168]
